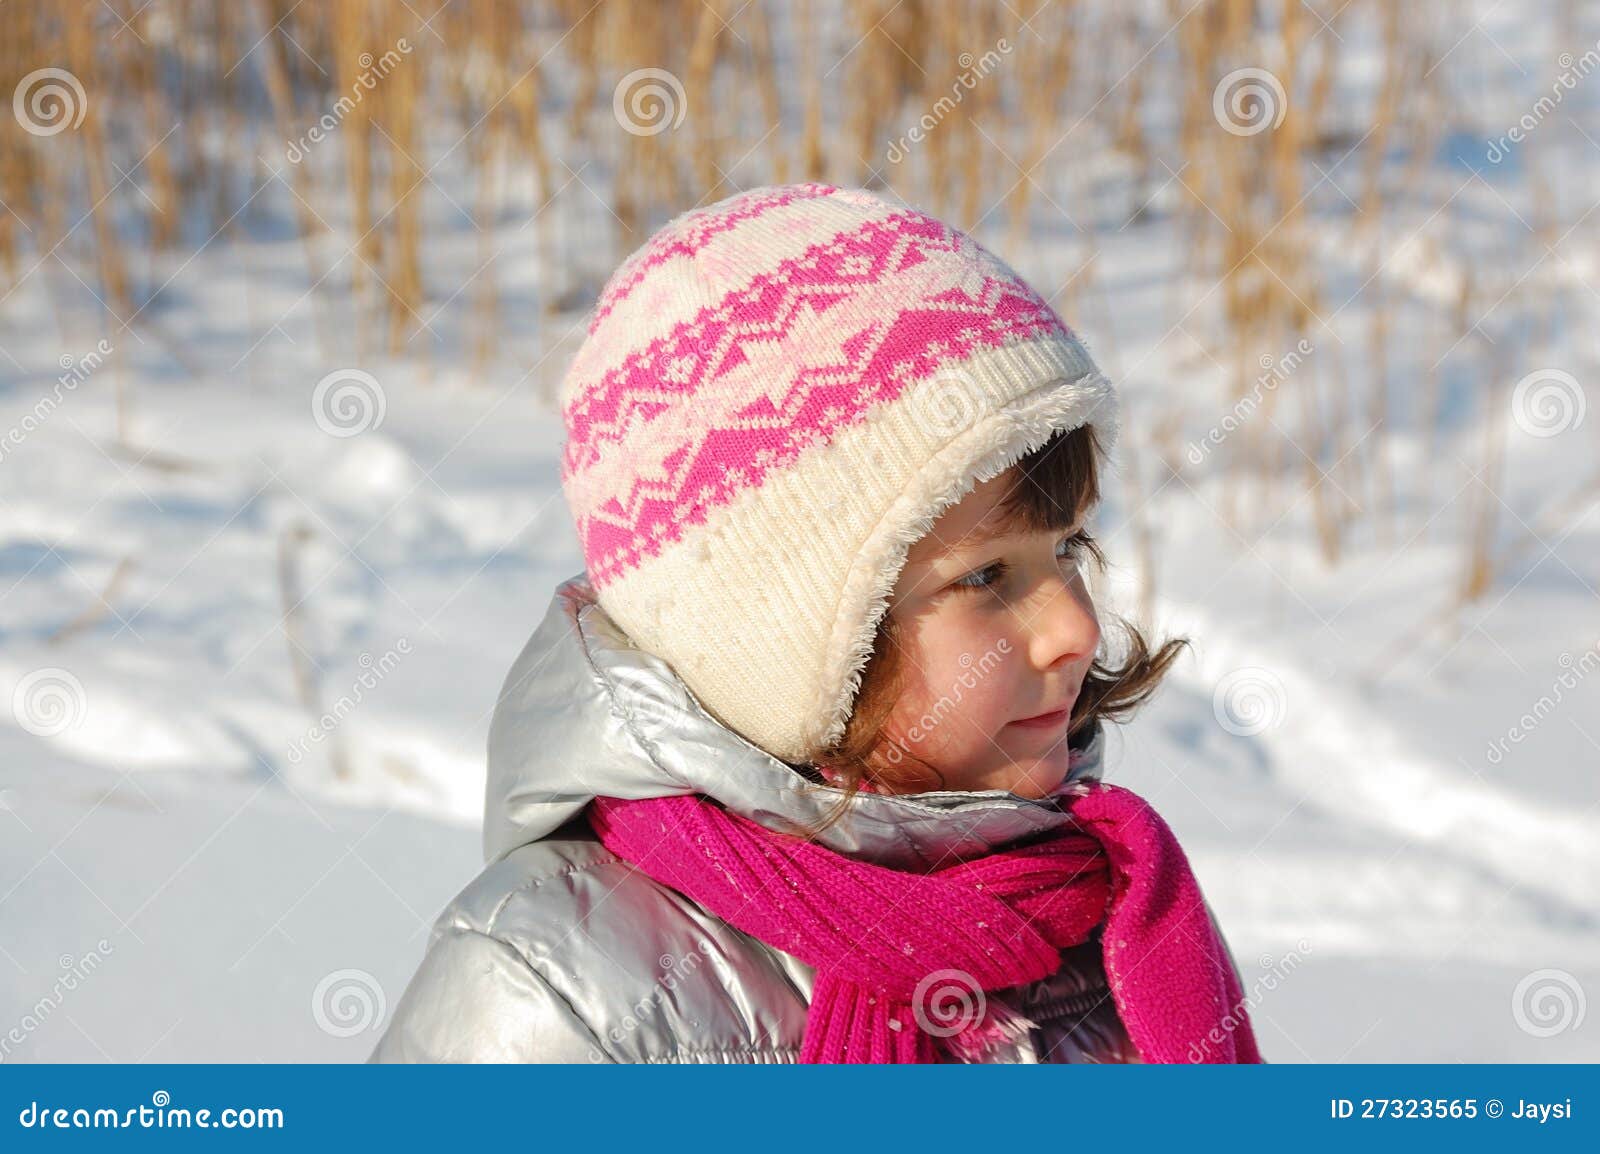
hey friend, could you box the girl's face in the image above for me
[877,466,1100,799]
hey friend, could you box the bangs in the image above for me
[995,422,1103,535]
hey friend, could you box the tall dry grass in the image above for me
[0,0,1555,658]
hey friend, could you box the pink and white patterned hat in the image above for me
[559,182,1117,764]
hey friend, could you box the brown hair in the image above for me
[791,422,1189,838]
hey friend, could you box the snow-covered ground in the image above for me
[2,2,1596,1061]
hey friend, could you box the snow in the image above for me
[2,0,1596,1062]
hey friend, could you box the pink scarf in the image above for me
[586,781,1262,1063]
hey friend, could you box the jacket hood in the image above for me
[483,575,1108,870]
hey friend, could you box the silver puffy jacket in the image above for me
[370,576,1243,1063]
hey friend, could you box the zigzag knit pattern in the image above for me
[561,188,1074,588]
[585,182,838,334]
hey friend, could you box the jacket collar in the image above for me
[483,575,1106,870]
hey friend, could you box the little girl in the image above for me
[371,182,1261,1064]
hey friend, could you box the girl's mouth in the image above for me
[1007,706,1071,730]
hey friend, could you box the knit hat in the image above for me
[558,182,1117,765]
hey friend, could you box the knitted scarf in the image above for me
[586,781,1263,1063]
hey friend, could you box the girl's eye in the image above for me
[951,561,1008,591]
[1057,530,1094,565]
[950,531,1094,592]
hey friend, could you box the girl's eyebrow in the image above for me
[942,523,1014,555]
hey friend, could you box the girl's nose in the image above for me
[1021,573,1099,672]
